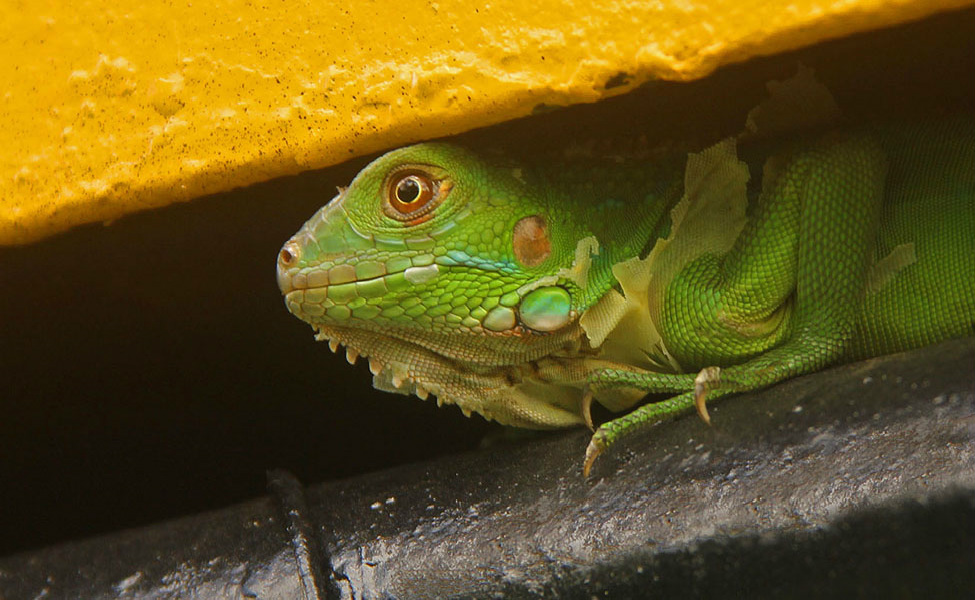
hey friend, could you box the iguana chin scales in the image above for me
[277,71,975,475]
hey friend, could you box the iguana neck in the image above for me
[535,157,684,310]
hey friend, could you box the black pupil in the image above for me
[397,177,422,204]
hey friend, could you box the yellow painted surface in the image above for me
[1,0,971,244]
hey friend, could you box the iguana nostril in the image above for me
[277,241,302,294]
[278,242,299,268]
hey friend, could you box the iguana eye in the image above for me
[387,172,435,216]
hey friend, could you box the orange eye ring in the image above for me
[387,171,436,216]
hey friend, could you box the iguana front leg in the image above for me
[584,132,888,475]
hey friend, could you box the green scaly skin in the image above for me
[277,116,974,475]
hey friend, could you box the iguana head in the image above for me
[277,143,660,427]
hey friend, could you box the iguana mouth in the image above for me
[278,253,441,293]
[279,258,441,323]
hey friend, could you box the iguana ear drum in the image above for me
[513,215,550,267]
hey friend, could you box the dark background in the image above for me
[2,8,973,556]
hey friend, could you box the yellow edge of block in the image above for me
[1,0,971,244]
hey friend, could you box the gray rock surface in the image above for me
[1,338,972,599]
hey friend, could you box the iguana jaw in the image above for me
[303,318,593,428]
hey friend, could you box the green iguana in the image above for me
[277,72,974,475]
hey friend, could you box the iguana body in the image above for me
[277,114,974,474]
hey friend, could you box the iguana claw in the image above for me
[581,387,595,432]
[582,433,605,477]
[693,366,720,425]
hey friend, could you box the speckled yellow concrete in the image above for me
[1,0,971,244]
